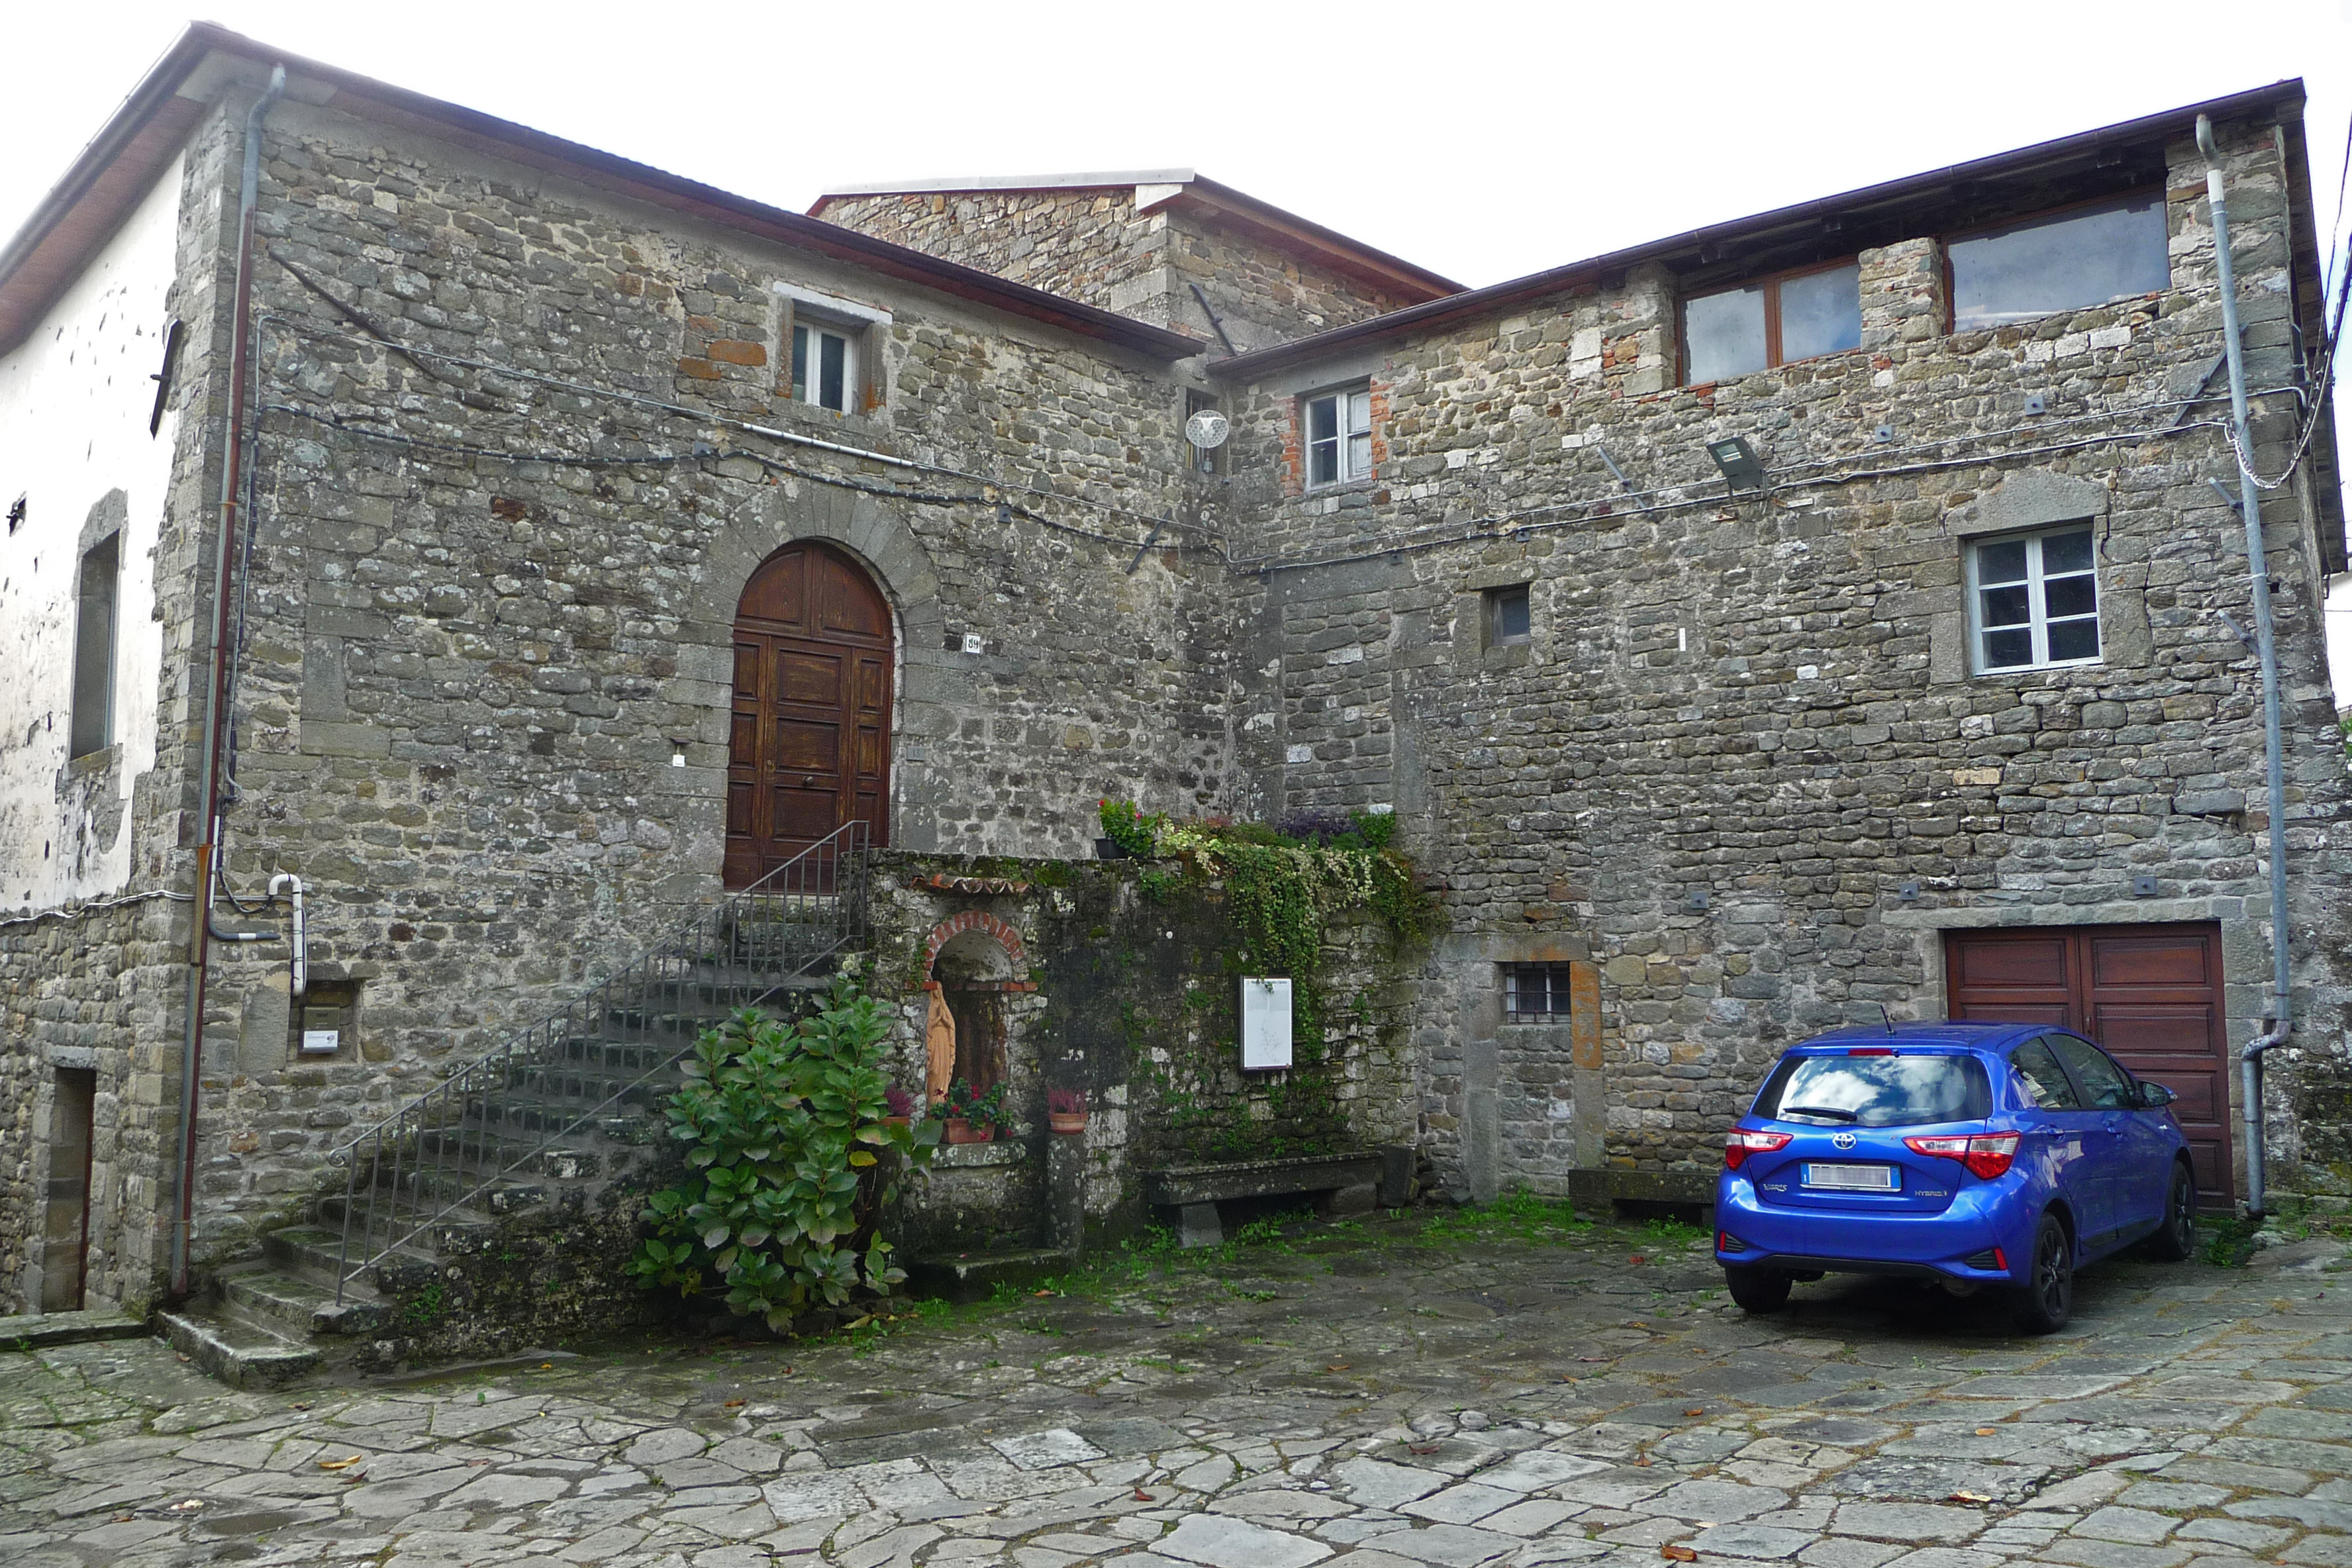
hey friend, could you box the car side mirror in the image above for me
[2139,1081,2177,1109]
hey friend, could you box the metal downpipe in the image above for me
[171,64,285,1300]
[2198,113,2294,1218]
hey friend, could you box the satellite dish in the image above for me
[1183,409,1230,450]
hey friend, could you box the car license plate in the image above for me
[1802,1163,1898,1191]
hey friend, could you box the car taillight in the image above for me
[1846,1047,1895,1056]
[1904,1130,2020,1180]
[1724,1130,1793,1170]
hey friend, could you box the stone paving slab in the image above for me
[3,1211,2350,1567]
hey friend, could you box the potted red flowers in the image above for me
[936,1079,1003,1144]
[1047,1087,1088,1135]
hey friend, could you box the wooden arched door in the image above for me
[724,542,893,887]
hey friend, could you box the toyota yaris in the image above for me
[1714,1021,2196,1332]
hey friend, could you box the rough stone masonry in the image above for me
[0,29,2343,1323]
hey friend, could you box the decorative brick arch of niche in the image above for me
[920,910,1038,993]
[686,479,952,851]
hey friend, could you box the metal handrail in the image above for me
[326,822,871,1300]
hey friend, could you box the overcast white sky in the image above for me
[7,1,2352,697]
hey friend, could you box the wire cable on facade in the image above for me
[0,888,195,931]
[257,285,1216,546]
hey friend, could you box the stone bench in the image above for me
[1144,1150,1404,1248]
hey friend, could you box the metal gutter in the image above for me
[1212,79,2310,381]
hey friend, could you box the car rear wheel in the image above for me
[2012,1213,2073,1334]
[2145,1162,2196,1261]
[1724,1266,1792,1313]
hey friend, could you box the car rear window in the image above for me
[1753,1052,1992,1128]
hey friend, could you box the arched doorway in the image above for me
[724,541,893,887]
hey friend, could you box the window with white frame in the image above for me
[1304,385,1372,487]
[791,319,859,413]
[1969,524,2100,673]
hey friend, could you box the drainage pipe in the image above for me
[2199,112,2295,1218]
[172,64,286,1299]
[269,873,307,998]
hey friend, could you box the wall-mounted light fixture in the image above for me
[1706,436,1765,491]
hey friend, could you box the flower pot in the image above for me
[1047,1112,1089,1135]
[881,1116,910,1130]
[944,1118,993,1145]
[1095,838,1127,860]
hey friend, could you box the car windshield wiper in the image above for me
[1779,1105,1860,1122]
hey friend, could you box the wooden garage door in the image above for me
[724,542,892,887]
[1944,924,2231,1205]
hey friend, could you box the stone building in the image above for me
[0,23,2343,1362]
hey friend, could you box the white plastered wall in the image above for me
[0,150,185,910]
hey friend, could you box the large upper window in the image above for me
[1304,385,1372,487]
[791,320,859,413]
[69,532,119,760]
[1969,524,2100,673]
[1683,260,1861,384]
[1947,195,2169,330]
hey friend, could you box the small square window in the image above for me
[1304,385,1373,487]
[1683,259,1860,384]
[791,320,860,413]
[1968,524,2100,673]
[1504,964,1574,1020]
[1486,584,1531,648]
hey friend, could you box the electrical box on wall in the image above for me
[1240,977,1293,1070]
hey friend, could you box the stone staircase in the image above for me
[161,828,873,1387]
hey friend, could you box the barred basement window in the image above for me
[1969,524,2100,673]
[1503,964,1575,1020]
[1304,384,1372,487]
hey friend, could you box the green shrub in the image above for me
[628,975,939,1330]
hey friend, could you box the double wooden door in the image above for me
[724,542,892,887]
[1943,924,2232,1205]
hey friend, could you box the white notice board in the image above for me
[1240,977,1293,1070]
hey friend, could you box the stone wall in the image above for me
[95,91,1255,1274]
[814,186,1432,351]
[1211,113,2350,1199]
[861,852,1421,1253]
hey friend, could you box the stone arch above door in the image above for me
[724,540,893,887]
[686,481,955,856]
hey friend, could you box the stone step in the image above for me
[158,1306,319,1389]
[460,1094,667,1145]
[215,1260,390,1337]
[411,1124,616,1178]
[313,1199,495,1262]
[0,1308,150,1348]
[358,1157,555,1215]
[905,1247,1074,1305]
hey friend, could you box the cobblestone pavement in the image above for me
[6,1207,2351,1568]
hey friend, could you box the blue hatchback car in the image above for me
[1714,1020,2196,1332]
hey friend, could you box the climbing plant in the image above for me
[1140,810,1436,1156]
[628,975,939,1330]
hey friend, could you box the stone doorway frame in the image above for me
[684,481,953,863]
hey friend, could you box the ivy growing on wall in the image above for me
[1097,802,1438,1159]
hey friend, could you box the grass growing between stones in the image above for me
[1420,1189,1596,1246]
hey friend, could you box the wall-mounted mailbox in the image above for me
[1240,977,1293,1070]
